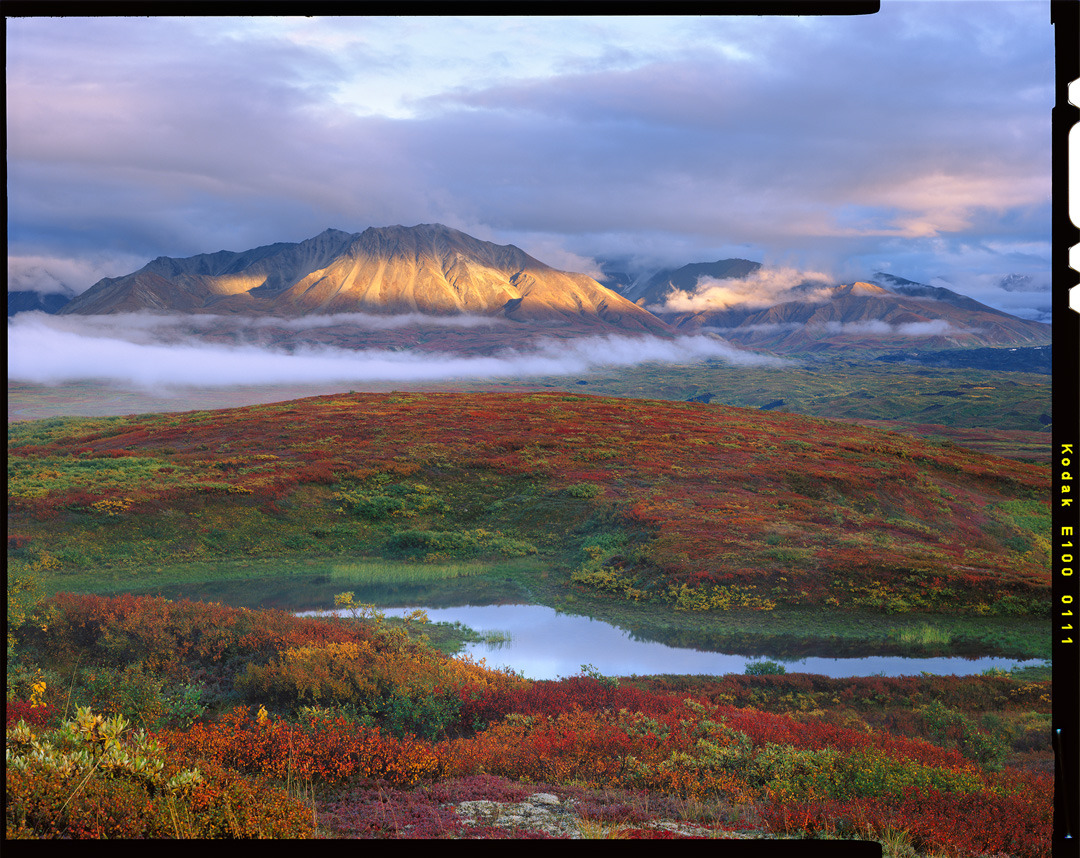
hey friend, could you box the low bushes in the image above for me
[5,592,1054,850]
[6,707,315,838]
[158,707,444,789]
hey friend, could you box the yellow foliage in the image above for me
[665,583,776,612]
[90,497,136,515]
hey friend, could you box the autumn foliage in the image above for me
[6,593,1053,849]
[8,391,1050,614]
[159,707,444,788]
[5,390,1053,843]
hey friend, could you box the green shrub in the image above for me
[79,663,206,731]
[990,594,1042,617]
[745,660,787,676]
[370,689,463,740]
[918,700,1011,771]
[334,489,405,521]
[565,482,604,499]
[386,529,536,559]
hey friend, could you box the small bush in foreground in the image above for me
[6,707,314,838]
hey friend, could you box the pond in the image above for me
[303,602,1037,680]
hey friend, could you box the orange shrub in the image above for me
[158,707,444,788]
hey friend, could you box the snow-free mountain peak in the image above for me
[59,223,672,336]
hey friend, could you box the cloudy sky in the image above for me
[7,4,1055,321]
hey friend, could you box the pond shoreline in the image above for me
[298,602,1041,681]
[43,552,1048,667]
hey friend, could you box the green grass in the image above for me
[891,623,953,647]
[26,553,543,600]
[477,629,514,647]
[1006,660,1052,681]
[328,559,492,585]
[479,357,1050,423]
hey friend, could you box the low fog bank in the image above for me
[8,312,791,389]
[704,319,973,338]
[23,311,509,344]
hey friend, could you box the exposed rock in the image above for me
[450,792,788,839]
[453,792,583,838]
[60,223,672,337]
[663,279,1050,351]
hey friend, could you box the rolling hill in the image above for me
[8,391,1049,618]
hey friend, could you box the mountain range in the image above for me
[15,222,1051,353]
[622,258,763,306]
[663,279,1049,352]
[56,224,669,336]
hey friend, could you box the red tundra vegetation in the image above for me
[6,593,1052,848]
[8,392,1049,614]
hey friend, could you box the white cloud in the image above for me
[8,254,148,295]
[892,320,968,337]
[816,319,971,337]
[704,319,973,339]
[23,312,508,346]
[655,267,835,313]
[7,313,790,388]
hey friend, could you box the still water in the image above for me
[305,602,1035,680]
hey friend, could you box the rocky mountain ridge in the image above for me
[622,258,763,306]
[38,223,1050,352]
[651,276,1049,351]
[59,224,670,336]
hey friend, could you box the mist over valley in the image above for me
[8,223,1050,399]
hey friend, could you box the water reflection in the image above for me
[306,602,1034,681]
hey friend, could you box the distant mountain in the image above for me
[998,273,1037,292]
[53,231,1051,355]
[624,258,761,306]
[663,279,1051,352]
[8,290,72,316]
[868,273,1019,317]
[60,224,672,337]
[592,259,638,295]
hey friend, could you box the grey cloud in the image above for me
[5,8,1053,314]
[7,253,151,296]
[820,320,973,338]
